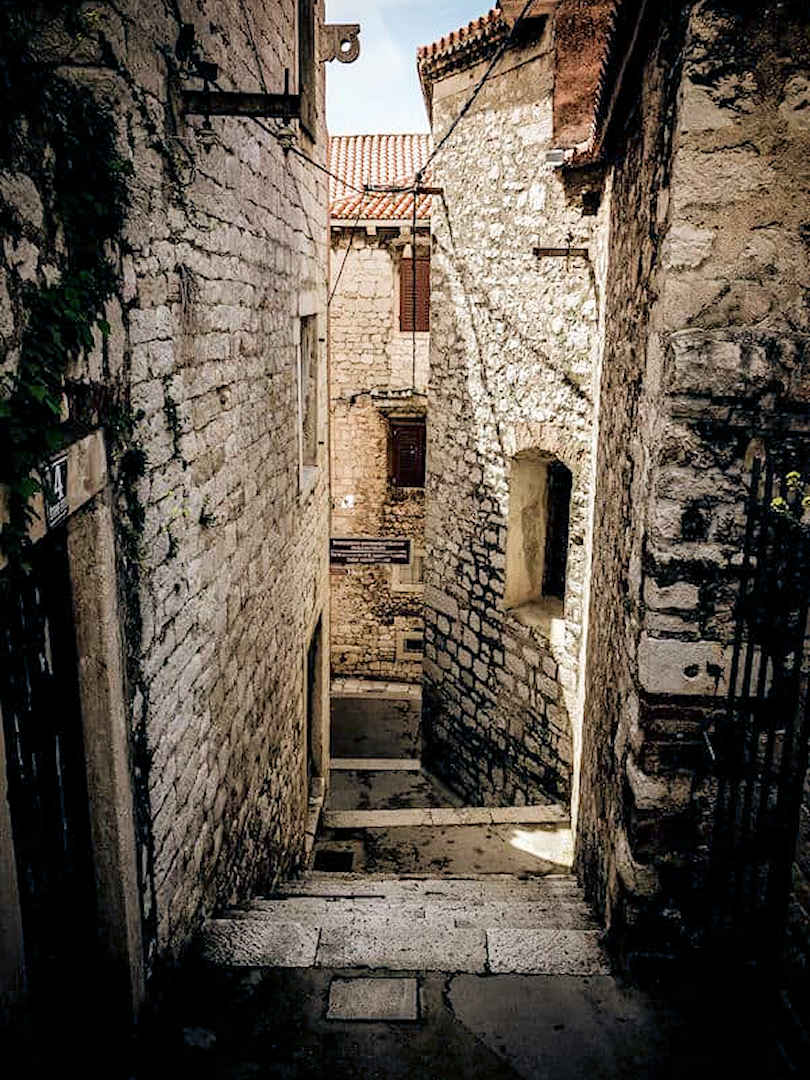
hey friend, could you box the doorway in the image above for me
[0,528,97,1008]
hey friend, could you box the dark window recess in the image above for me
[543,461,572,599]
[300,314,318,466]
[403,633,424,655]
[389,421,426,488]
[400,256,430,333]
[298,0,316,138]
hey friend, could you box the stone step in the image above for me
[198,871,608,975]
[270,872,583,902]
[322,804,569,828]
[232,897,598,930]
[199,917,609,975]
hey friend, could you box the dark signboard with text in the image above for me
[330,537,411,566]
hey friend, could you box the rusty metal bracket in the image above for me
[319,23,361,64]
[181,90,300,120]
[533,246,589,258]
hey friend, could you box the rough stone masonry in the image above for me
[329,142,431,683]
[420,0,810,970]
[419,13,606,808]
[0,0,332,995]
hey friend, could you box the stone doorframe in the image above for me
[0,430,144,1025]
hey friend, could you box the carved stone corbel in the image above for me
[320,24,361,64]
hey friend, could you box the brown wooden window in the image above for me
[399,256,430,333]
[389,420,426,488]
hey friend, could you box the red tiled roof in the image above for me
[416,8,509,119]
[417,7,503,65]
[329,133,433,221]
[554,0,621,151]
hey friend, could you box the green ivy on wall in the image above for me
[0,7,133,571]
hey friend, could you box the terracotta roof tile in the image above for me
[417,7,504,64]
[329,133,433,221]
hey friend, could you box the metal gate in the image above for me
[0,529,96,998]
[708,452,810,964]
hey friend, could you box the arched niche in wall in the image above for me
[504,450,572,614]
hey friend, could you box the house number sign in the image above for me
[44,452,69,528]
[330,538,411,566]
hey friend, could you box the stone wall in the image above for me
[576,0,810,961]
[0,0,331,976]
[330,228,429,682]
[422,21,607,806]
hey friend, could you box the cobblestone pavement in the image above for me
[132,686,798,1078]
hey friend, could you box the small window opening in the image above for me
[396,629,424,661]
[542,462,572,600]
[389,419,426,488]
[399,255,430,333]
[392,547,425,592]
[298,314,319,469]
[505,454,572,610]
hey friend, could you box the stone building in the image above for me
[420,0,810,968]
[329,134,432,682]
[0,0,356,1031]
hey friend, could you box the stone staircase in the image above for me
[199,871,610,975]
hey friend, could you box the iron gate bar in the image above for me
[733,459,776,917]
[708,446,810,965]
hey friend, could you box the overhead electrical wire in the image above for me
[328,195,368,307]
[416,0,535,182]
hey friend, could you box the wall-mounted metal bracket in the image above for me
[181,90,300,120]
[320,24,361,64]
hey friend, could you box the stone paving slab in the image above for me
[326,770,461,812]
[331,680,421,701]
[200,920,319,967]
[316,925,487,972]
[487,929,611,975]
[326,977,419,1021]
[331,758,422,771]
[323,805,569,829]
[233,898,597,931]
[273,873,582,901]
[330,696,421,758]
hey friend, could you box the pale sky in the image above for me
[326,1,493,134]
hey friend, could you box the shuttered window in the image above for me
[389,420,426,488]
[298,0,316,139]
[399,256,430,333]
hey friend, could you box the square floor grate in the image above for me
[313,849,354,872]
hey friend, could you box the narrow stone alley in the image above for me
[135,687,795,1078]
[1,2,809,1076]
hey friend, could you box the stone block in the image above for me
[486,929,610,975]
[317,925,486,972]
[200,919,319,967]
[638,635,728,697]
[327,977,419,1021]
[644,580,699,611]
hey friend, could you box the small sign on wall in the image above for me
[330,537,411,566]
[44,452,69,529]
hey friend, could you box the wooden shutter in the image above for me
[390,421,426,487]
[298,0,316,138]
[400,257,430,332]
